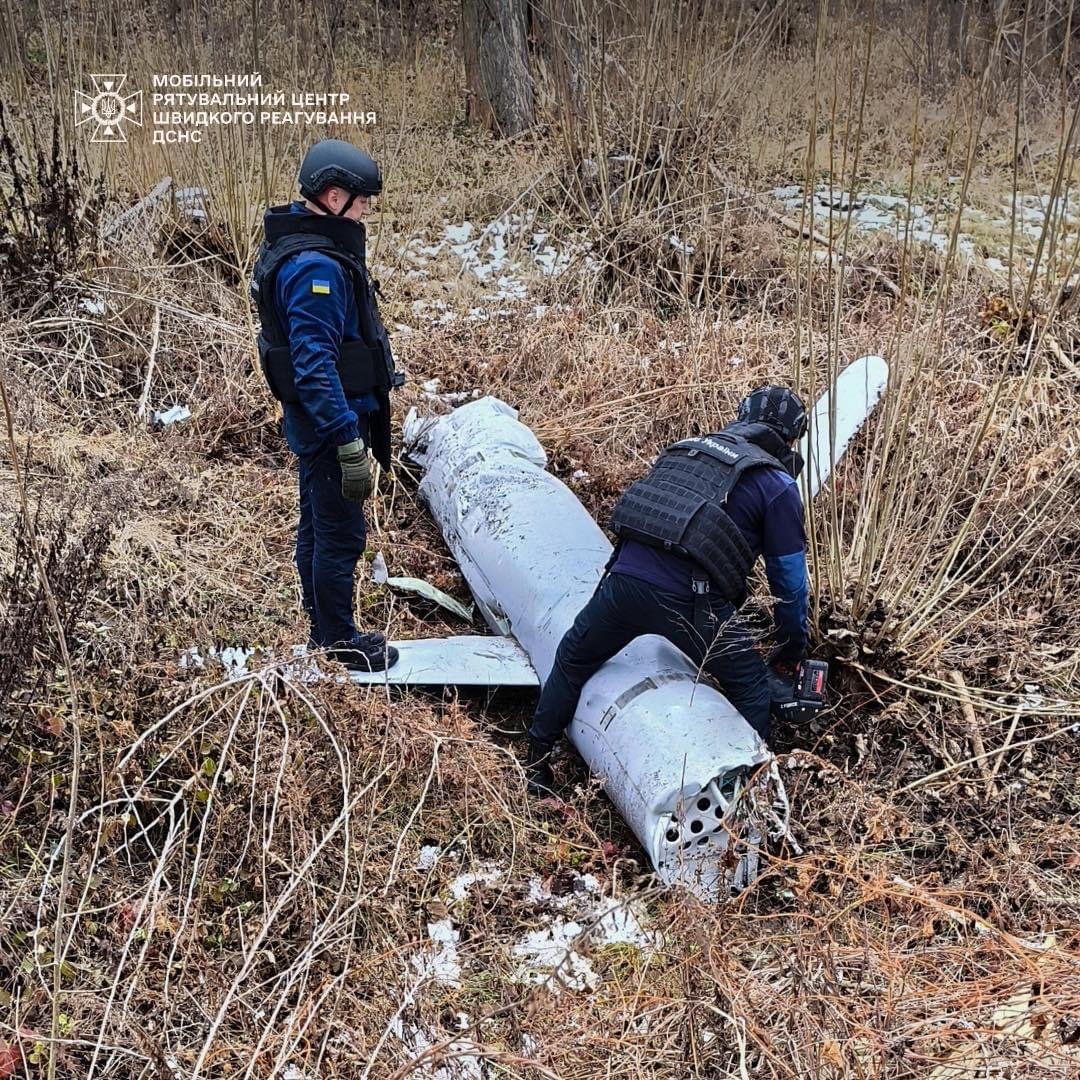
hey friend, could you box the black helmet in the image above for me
[737,385,808,442]
[299,139,381,200]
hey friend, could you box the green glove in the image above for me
[336,438,372,503]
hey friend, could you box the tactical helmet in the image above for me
[737,385,808,442]
[299,139,381,200]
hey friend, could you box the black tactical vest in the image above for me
[609,423,796,603]
[249,205,403,404]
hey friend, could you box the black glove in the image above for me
[336,438,372,503]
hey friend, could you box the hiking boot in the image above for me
[525,738,556,796]
[332,632,400,672]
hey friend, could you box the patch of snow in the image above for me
[769,181,1073,269]
[512,918,599,992]
[512,877,660,993]
[490,274,528,301]
[448,867,503,903]
[1021,682,1044,709]
[281,1067,306,1080]
[174,186,207,221]
[411,918,462,987]
[218,646,253,678]
[416,844,441,871]
[444,222,473,245]
[80,297,107,315]
[590,896,662,949]
[573,872,602,895]
[179,647,204,671]
[152,404,191,427]
[526,877,552,904]
[669,235,695,255]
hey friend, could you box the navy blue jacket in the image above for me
[277,201,379,458]
[612,465,809,661]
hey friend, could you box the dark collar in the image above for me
[721,420,804,478]
[263,203,367,258]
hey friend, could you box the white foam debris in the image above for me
[669,235,695,255]
[531,304,549,319]
[281,1066,306,1080]
[521,1033,538,1058]
[79,297,107,315]
[416,844,441,871]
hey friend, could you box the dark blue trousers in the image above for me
[529,571,772,745]
[294,442,367,649]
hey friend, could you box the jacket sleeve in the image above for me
[761,481,810,663]
[278,256,359,445]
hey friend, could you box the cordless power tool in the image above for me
[770,658,830,725]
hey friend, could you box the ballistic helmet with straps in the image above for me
[299,139,382,217]
[737,385,808,442]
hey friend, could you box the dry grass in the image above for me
[1,2,1079,1078]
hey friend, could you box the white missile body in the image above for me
[401,356,889,893]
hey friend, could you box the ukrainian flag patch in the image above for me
[311,278,331,295]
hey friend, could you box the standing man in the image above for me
[250,139,403,671]
[526,386,811,793]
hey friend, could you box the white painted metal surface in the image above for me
[403,356,888,895]
[801,355,889,500]
[406,401,766,894]
[347,635,538,686]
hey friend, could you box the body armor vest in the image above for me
[249,206,403,403]
[609,423,794,603]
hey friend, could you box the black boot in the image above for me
[525,738,556,796]
[332,632,400,672]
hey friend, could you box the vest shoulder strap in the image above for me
[664,434,784,504]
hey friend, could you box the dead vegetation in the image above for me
[0,1,1078,1077]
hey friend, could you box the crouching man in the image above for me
[250,139,403,671]
[526,386,811,793]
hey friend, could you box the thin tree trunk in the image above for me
[462,0,535,136]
